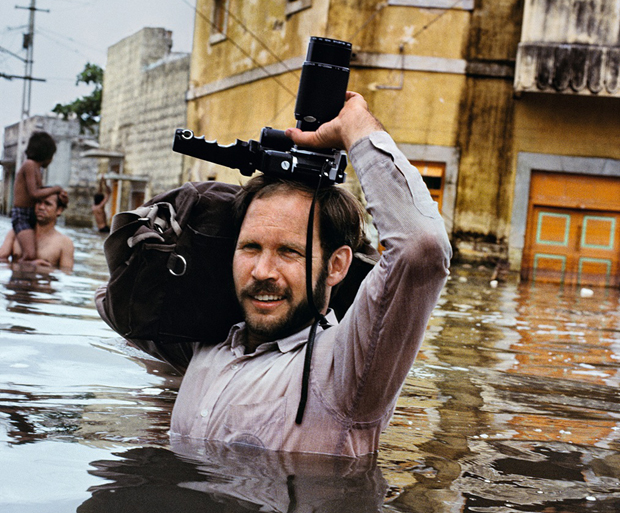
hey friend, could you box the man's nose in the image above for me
[251,252,279,281]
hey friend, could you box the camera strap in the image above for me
[295,176,329,425]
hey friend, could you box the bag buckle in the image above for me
[167,253,187,276]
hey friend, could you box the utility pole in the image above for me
[15,0,49,170]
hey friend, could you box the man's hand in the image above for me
[285,92,384,152]
[59,189,69,206]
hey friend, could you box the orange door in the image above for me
[522,172,620,287]
[523,206,620,286]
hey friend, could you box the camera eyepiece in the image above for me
[294,37,352,132]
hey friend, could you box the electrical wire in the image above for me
[180,0,298,99]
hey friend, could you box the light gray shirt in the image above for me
[112,132,452,457]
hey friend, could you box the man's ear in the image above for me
[326,245,353,287]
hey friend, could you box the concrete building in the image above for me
[1,116,99,226]
[96,27,190,218]
[184,0,619,287]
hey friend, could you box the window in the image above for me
[411,160,445,211]
[285,0,312,17]
[210,0,229,44]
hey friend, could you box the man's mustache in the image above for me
[242,280,291,299]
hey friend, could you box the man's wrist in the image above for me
[343,115,385,152]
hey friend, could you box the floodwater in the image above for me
[1,215,619,513]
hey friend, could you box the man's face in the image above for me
[233,190,328,344]
[35,195,60,226]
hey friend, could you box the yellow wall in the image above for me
[513,94,620,160]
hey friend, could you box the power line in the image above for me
[180,0,298,99]
[0,45,27,63]
[36,27,103,60]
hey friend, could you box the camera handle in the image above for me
[172,128,347,187]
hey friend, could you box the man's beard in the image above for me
[240,266,329,341]
[35,214,52,226]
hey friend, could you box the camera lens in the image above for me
[294,37,352,132]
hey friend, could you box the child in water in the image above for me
[11,131,68,262]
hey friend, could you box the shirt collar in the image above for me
[229,310,338,355]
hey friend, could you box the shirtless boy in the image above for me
[1,192,74,272]
[11,131,69,261]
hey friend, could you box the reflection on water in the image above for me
[78,441,386,513]
[379,268,620,512]
[0,216,619,512]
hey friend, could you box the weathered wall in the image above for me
[100,27,190,205]
[515,0,620,96]
[453,0,523,253]
[186,0,331,183]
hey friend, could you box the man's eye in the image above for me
[282,247,303,257]
[239,243,260,252]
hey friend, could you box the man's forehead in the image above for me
[37,195,57,206]
[239,191,320,243]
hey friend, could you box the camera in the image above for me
[172,36,352,186]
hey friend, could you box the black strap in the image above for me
[295,318,320,424]
[295,175,325,425]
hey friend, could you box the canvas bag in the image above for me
[97,181,378,345]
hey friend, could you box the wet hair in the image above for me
[36,191,67,210]
[25,131,57,162]
[233,175,368,260]
[94,193,105,205]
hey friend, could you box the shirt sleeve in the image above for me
[333,131,452,423]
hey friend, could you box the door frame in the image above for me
[509,152,620,271]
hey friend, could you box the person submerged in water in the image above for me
[0,191,74,272]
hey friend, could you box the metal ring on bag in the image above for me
[168,254,187,277]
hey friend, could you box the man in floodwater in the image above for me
[98,92,451,457]
[0,192,74,272]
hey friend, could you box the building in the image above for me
[182,0,619,287]
[96,27,190,218]
[1,116,99,226]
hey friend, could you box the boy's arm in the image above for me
[23,161,64,200]
[99,177,111,205]
[101,187,110,206]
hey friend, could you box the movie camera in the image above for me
[172,36,352,187]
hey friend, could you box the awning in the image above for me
[80,148,125,159]
[104,172,148,183]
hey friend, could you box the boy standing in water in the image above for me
[11,131,68,262]
[92,176,111,233]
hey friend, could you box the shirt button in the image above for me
[231,364,239,370]
[201,410,209,418]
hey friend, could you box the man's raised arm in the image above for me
[290,91,452,421]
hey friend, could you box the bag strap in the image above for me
[125,202,182,248]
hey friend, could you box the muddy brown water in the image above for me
[0,216,618,512]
